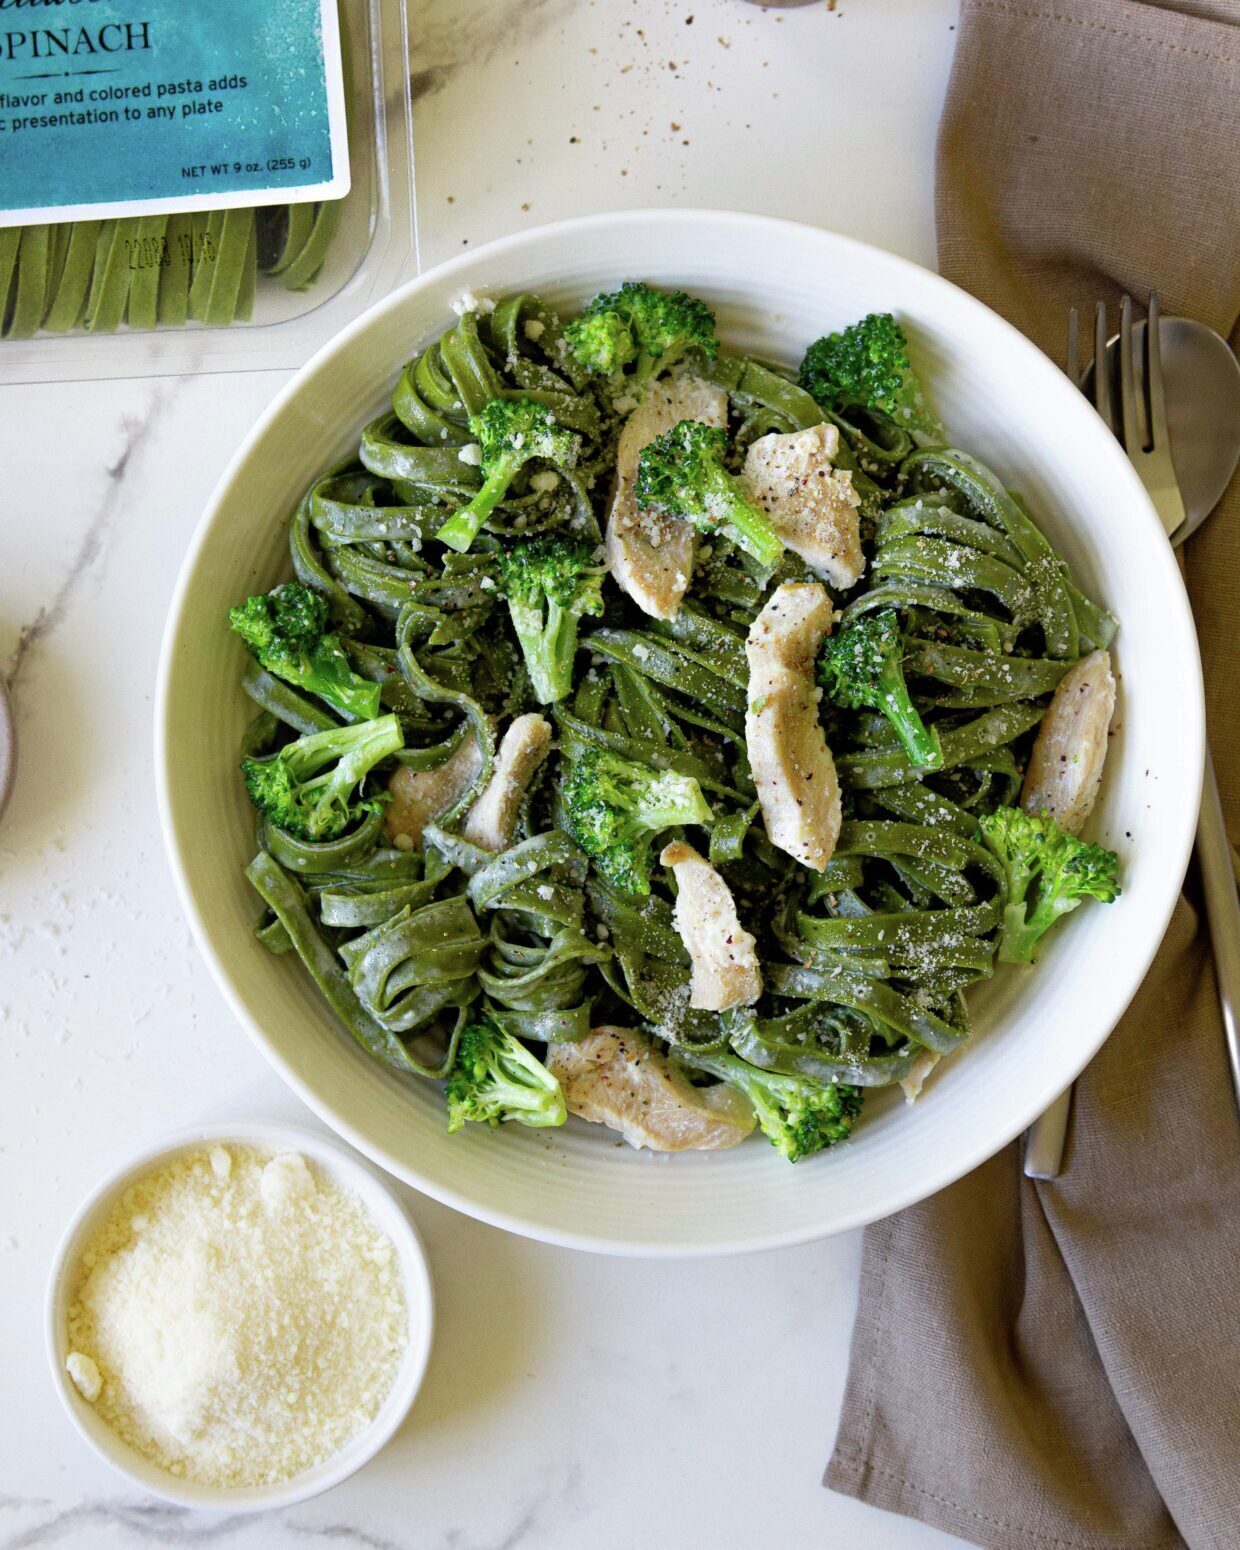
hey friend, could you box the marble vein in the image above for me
[0,1493,572,1550]
[0,1498,255,1548]
[442,1458,582,1550]
[0,1498,419,1550]
[286,1521,407,1550]
[4,382,175,699]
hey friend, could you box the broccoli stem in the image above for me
[437,460,514,553]
[634,778,713,831]
[509,596,574,703]
[544,599,577,700]
[893,378,948,448]
[999,892,1079,964]
[718,492,784,570]
[305,716,403,812]
[877,664,943,770]
[315,669,383,723]
[998,903,1039,964]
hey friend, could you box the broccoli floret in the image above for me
[799,312,947,447]
[634,418,784,569]
[437,397,581,554]
[444,1015,567,1132]
[497,535,605,704]
[228,581,381,721]
[977,806,1120,964]
[562,745,713,895]
[817,609,942,770]
[684,1049,863,1162]
[241,714,403,841]
[563,280,718,400]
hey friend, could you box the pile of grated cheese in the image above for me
[65,1145,407,1488]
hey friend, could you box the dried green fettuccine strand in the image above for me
[1,197,342,340]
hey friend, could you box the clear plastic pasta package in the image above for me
[0,0,416,383]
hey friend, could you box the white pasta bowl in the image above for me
[156,210,1203,1256]
[46,1122,434,1510]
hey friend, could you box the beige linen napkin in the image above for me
[825,3,1240,1548]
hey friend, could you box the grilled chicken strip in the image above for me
[660,840,762,1011]
[605,375,729,620]
[745,582,842,871]
[463,713,552,852]
[383,733,483,848]
[740,422,864,588]
[546,1027,755,1151]
[899,1049,941,1105]
[1020,649,1116,835]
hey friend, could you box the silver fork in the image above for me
[1024,296,1240,1179]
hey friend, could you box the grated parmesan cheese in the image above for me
[65,1146,406,1488]
[450,289,495,317]
[66,1351,102,1402]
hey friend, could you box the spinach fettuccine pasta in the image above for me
[0,202,342,338]
[228,283,1122,1164]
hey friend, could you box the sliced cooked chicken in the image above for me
[900,1049,941,1105]
[547,1027,755,1151]
[462,713,551,852]
[383,732,483,849]
[740,422,864,589]
[1020,649,1116,835]
[660,840,761,1011]
[744,582,842,871]
[605,374,729,620]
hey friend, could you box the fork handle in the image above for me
[1024,1088,1072,1179]
[1197,745,1240,1105]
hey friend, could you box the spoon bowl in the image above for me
[1084,315,1240,541]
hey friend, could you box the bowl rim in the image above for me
[45,1119,434,1510]
[155,207,1204,1257]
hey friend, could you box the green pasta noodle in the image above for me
[0,198,346,340]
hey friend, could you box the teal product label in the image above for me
[0,0,350,225]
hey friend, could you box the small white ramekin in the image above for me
[46,1120,434,1511]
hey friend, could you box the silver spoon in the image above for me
[1026,315,1240,1178]
[1084,316,1240,538]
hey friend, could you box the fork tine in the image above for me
[1146,292,1170,450]
[1067,307,1080,387]
[1118,295,1143,452]
[1093,301,1114,430]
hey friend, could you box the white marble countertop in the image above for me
[0,2,974,1546]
